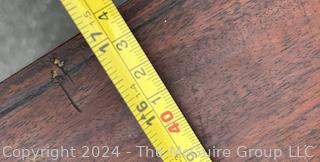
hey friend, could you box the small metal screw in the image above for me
[54,58,64,67]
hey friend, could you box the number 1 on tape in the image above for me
[61,0,211,161]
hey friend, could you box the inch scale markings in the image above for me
[61,0,211,162]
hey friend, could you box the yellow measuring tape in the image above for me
[61,0,211,161]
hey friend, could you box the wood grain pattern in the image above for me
[0,0,320,161]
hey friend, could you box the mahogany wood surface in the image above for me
[0,0,319,161]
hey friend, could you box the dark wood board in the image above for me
[0,0,319,161]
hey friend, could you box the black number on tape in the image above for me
[134,68,146,79]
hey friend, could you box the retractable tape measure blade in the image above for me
[61,0,211,161]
